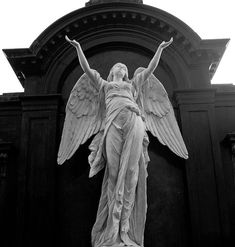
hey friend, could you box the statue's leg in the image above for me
[119,116,145,246]
[96,123,123,244]
[106,124,123,196]
[93,111,145,246]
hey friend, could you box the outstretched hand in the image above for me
[159,37,173,49]
[65,35,81,49]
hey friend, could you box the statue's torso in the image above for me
[103,80,141,123]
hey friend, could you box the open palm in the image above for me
[160,37,173,49]
[65,35,81,49]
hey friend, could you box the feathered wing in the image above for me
[133,67,188,159]
[57,72,105,165]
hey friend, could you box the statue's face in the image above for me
[112,63,127,79]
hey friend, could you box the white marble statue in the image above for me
[57,35,188,247]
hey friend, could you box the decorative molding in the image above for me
[211,84,235,107]
[20,94,61,111]
[86,0,143,6]
[174,89,216,105]
[215,92,235,107]
[3,3,229,87]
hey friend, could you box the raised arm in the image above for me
[143,37,173,81]
[65,35,96,82]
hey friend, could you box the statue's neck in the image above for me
[113,75,123,83]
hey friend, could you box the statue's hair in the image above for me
[107,63,129,82]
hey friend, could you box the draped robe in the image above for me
[88,75,150,247]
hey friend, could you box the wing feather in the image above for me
[147,115,165,145]
[82,118,94,145]
[95,119,102,133]
[158,117,182,156]
[155,119,173,148]
[68,117,87,159]
[60,113,76,162]
[164,118,183,154]
[79,117,93,145]
[57,71,105,165]
[133,67,188,159]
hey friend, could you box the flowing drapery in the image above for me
[89,82,150,246]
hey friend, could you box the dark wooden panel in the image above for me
[145,134,190,247]
[0,142,17,247]
[24,115,54,246]
[17,112,56,247]
[0,100,21,247]
[215,99,235,243]
[188,110,221,233]
[175,89,229,247]
[16,95,60,247]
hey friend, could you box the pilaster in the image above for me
[17,94,61,247]
[175,89,229,246]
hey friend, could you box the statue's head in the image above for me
[107,63,129,82]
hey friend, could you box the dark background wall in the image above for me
[1,1,235,247]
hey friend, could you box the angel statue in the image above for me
[57,35,188,247]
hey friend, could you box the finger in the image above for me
[73,39,80,45]
[65,35,71,42]
[162,38,173,48]
[166,37,173,44]
[165,38,173,45]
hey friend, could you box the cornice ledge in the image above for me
[20,94,62,111]
[198,39,230,79]
[86,0,143,6]
[174,88,216,105]
[2,48,40,84]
